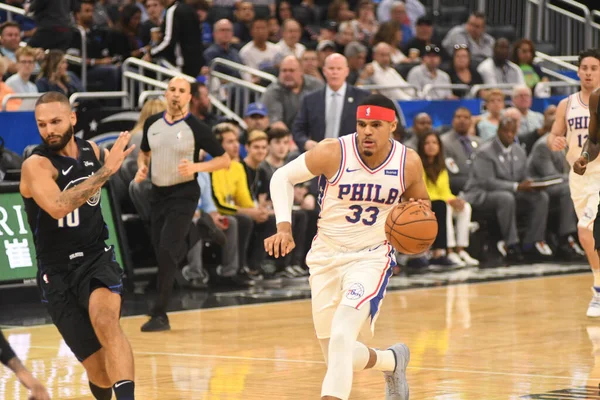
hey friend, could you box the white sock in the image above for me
[372,349,396,372]
[352,342,370,371]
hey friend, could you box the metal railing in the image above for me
[69,91,130,107]
[422,83,470,99]
[138,90,165,108]
[593,10,600,50]
[359,84,420,98]
[0,2,27,21]
[2,93,41,111]
[208,58,277,86]
[536,81,581,95]
[469,83,520,98]
[543,0,592,56]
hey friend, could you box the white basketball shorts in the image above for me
[306,234,395,340]
[569,168,600,230]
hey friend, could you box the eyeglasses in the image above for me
[424,45,440,54]
[454,43,469,50]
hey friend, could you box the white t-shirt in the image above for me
[239,41,278,70]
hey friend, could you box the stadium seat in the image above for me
[208,6,234,24]
[534,41,557,56]
[438,5,469,26]
[395,62,418,80]
[487,25,517,42]
[434,25,454,41]
[254,5,270,18]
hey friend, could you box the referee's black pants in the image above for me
[150,181,200,317]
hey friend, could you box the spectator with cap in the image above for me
[344,41,367,85]
[190,82,218,128]
[203,19,244,79]
[301,49,325,83]
[442,11,495,64]
[317,40,336,67]
[262,55,324,130]
[319,20,339,42]
[273,19,306,65]
[240,17,278,71]
[240,102,270,158]
[404,15,444,60]
[407,44,454,99]
[293,53,369,152]
[477,38,526,87]
[357,42,413,100]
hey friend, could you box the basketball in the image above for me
[385,202,438,255]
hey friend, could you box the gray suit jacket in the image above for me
[526,133,568,180]
[440,130,482,195]
[463,138,528,207]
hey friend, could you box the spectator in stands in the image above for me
[109,4,144,60]
[273,19,306,65]
[293,53,369,151]
[372,22,410,65]
[344,41,367,85]
[233,1,255,45]
[511,85,543,136]
[140,0,164,46]
[36,50,83,98]
[403,112,432,150]
[511,39,549,97]
[448,44,484,98]
[317,39,336,66]
[69,0,121,92]
[403,15,442,61]
[262,55,323,130]
[189,82,218,128]
[242,130,269,202]
[240,17,278,71]
[146,0,203,78]
[300,49,324,83]
[93,0,114,28]
[357,42,412,100]
[6,47,38,110]
[0,58,19,111]
[407,44,454,100]
[27,0,77,50]
[477,38,525,87]
[0,22,25,75]
[267,16,281,43]
[442,11,495,63]
[477,89,505,141]
[419,132,479,267]
[464,116,552,263]
[277,1,293,23]
[441,107,481,194]
[327,0,355,23]
[389,1,415,46]
[196,0,213,46]
[211,123,270,280]
[519,104,556,156]
[244,102,270,134]
[319,20,338,42]
[503,107,522,136]
[350,0,378,45]
[378,0,426,34]
[203,19,244,79]
[334,21,357,55]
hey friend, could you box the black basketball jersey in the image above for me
[23,137,109,267]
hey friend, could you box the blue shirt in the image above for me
[203,44,243,78]
[196,172,218,214]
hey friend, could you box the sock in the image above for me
[372,349,397,372]
[352,342,370,371]
[89,381,112,400]
[113,380,135,400]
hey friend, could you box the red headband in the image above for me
[356,105,395,122]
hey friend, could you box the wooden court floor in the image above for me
[2,273,600,399]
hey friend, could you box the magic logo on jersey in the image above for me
[63,175,101,207]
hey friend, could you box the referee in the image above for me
[0,329,49,399]
[135,77,230,332]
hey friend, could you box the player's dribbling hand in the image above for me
[134,164,148,183]
[264,227,295,258]
[28,382,50,400]
[178,159,196,177]
[406,198,433,212]
[574,155,588,175]
[104,131,135,174]
[549,135,567,151]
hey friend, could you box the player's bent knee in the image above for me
[82,352,111,387]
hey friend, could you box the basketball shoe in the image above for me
[587,287,600,317]
[384,343,410,400]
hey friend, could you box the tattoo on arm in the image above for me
[55,166,112,210]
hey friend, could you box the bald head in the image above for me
[413,112,433,136]
[373,42,393,68]
[279,55,303,89]
[214,19,233,46]
[165,76,192,116]
[323,53,349,91]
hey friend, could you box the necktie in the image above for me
[459,135,473,157]
[325,92,339,139]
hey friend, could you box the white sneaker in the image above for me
[588,287,600,317]
[458,250,479,266]
[447,252,466,268]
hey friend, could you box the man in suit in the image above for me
[441,107,481,194]
[527,134,583,259]
[292,53,370,152]
[463,116,551,263]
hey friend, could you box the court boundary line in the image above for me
[4,270,591,331]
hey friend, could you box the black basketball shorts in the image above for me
[37,245,123,362]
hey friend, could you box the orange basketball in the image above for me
[385,202,438,255]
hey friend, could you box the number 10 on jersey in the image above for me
[58,209,80,228]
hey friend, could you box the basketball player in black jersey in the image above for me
[19,92,136,400]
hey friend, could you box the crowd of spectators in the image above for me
[0,0,588,289]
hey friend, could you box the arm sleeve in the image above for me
[140,115,155,152]
[234,165,256,209]
[0,330,16,367]
[188,117,225,161]
[270,153,316,224]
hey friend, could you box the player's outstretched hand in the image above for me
[28,382,50,400]
[574,155,588,175]
[104,131,135,175]
[264,230,295,258]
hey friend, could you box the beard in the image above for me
[42,124,74,151]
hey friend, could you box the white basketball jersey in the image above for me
[316,133,407,251]
[565,92,600,171]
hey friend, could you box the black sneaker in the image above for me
[505,246,524,264]
[141,315,170,332]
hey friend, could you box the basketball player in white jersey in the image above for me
[548,48,600,317]
[264,94,432,400]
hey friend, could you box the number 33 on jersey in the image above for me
[316,133,407,251]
